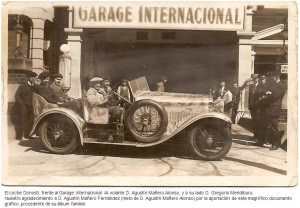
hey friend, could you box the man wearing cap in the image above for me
[12,71,38,140]
[255,71,286,150]
[87,77,108,106]
[85,77,109,123]
[36,71,59,104]
[49,73,72,103]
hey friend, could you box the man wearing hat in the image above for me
[36,71,58,104]
[86,77,109,123]
[13,71,38,140]
[86,77,108,106]
[49,73,72,103]
[246,74,261,143]
[253,74,269,146]
[255,71,286,150]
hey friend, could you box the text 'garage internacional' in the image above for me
[74,5,244,29]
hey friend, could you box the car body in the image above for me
[30,76,232,160]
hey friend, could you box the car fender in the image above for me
[30,108,85,145]
[136,112,231,147]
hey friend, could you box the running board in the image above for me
[232,138,255,143]
[83,137,138,146]
[232,138,255,145]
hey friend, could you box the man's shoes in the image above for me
[269,144,279,150]
[16,137,22,140]
[269,131,284,150]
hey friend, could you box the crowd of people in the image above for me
[213,71,286,150]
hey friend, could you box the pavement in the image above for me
[2,123,288,186]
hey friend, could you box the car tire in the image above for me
[39,115,79,154]
[125,99,168,143]
[187,120,232,160]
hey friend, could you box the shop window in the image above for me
[136,31,148,40]
[161,31,176,40]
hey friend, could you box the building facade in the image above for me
[6,2,290,120]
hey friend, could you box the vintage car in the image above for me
[30,76,232,160]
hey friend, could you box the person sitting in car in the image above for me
[36,71,60,104]
[87,77,108,106]
[49,73,73,103]
[85,77,109,123]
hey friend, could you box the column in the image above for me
[237,36,255,116]
[236,5,256,118]
[64,28,83,99]
[31,18,45,74]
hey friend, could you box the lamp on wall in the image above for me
[59,44,72,90]
[14,15,25,58]
[8,15,32,72]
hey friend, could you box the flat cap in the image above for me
[90,77,103,83]
[52,73,63,79]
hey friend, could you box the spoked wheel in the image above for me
[39,116,79,154]
[125,99,168,143]
[187,121,232,160]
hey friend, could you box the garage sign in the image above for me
[73,2,244,31]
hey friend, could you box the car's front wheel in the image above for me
[125,99,168,143]
[39,116,79,154]
[187,120,232,160]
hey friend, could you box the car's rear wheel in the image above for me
[39,116,79,154]
[125,99,168,143]
[187,120,232,160]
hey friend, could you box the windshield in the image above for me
[128,76,150,96]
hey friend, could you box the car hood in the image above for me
[134,91,212,103]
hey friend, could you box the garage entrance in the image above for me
[81,29,238,94]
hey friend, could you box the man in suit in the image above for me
[253,74,269,146]
[255,71,286,150]
[49,73,72,103]
[48,73,81,113]
[36,71,59,104]
[247,74,261,143]
[13,71,38,140]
